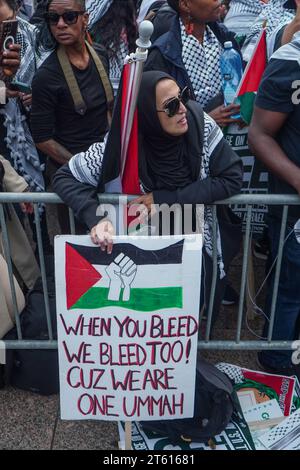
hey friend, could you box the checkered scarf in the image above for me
[86,0,114,27]
[227,0,265,16]
[0,18,45,192]
[242,0,295,61]
[180,19,223,109]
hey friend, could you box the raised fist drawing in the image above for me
[106,253,137,302]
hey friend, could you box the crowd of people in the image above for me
[0,0,300,384]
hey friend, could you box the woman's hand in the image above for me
[209,103,241,127]
[20,93,32,107]
[91,219,115,254]
[0,43,21,77]
[129,193,155,223]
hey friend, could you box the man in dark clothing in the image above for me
[31,0,112,232]
[249,32,300,381]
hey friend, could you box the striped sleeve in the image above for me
[203,112,224,157]
[68,134,108,187]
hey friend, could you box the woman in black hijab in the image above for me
[53,71,243,323]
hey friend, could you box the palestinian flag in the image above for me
[236,28,267,125]
[65,240,184,311]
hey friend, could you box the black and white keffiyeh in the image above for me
[86,0,114,27]
[242,0,295,61]
[68,112,225,277]
[0,17,46,192]
[180,19,223,108]
[109,39,129,95]
[224,0,265,36]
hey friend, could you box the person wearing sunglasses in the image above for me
[53,71,243,325]
[144,0,242,128]
[30,0,113,233]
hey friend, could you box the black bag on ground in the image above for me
[140,359,237,445]
[3,256,59,395]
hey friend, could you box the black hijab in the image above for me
[137,71,193,191]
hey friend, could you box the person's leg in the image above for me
[201,250,227,327]
[0,254,25,338]
[259,218,300,369]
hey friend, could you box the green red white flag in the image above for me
[236,28,267,125]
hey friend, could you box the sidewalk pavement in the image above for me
[0,386,119,450]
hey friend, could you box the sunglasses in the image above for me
[157,86,191,117]
[44,10,85,26]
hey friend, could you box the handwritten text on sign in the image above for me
[55,236,202,421]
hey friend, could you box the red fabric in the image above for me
[238,29,267,96]
[65,243,102,309]
[120,64,141,196]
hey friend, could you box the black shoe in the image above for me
[222,284,239,306]
[257,354,300,381]
[253,238,270,261]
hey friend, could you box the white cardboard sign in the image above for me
[55,235,202,421]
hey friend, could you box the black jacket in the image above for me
[52,101,243,231]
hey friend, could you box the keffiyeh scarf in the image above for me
[242,0,295,61]
[180,20,223,109]
[86,0,114,27]
[0,18,45,192]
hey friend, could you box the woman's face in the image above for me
[156,79,189,137]
[48,0,89,46]
[180,0,223,23]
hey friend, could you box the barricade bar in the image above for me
[1,193,300,205]
[0,192,299,352]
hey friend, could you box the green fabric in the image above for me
[239,91,256,125]
[72,286,183,311]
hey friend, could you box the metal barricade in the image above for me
[0,192,300,355]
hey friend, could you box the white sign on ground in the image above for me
[55,235,202,421]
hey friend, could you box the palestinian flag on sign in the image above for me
[65,240,184,311]
[236,28,267,125]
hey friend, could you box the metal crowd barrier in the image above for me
[1,192,300,353]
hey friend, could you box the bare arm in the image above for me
[248,106,300,194]
[281,0,300,46]
[36,139,72,166]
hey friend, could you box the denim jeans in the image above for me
[260,217,300,368]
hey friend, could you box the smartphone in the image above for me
[10,80,32,94]
[0,19,18,52]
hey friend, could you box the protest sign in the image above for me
[225,124,268,235]
[55,235,202,421]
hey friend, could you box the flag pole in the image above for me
[125,421,132,451]
[120,20,154,178]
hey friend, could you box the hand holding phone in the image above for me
[9,80,32,94]
[0,20,20,77]
[0,20,18,52]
